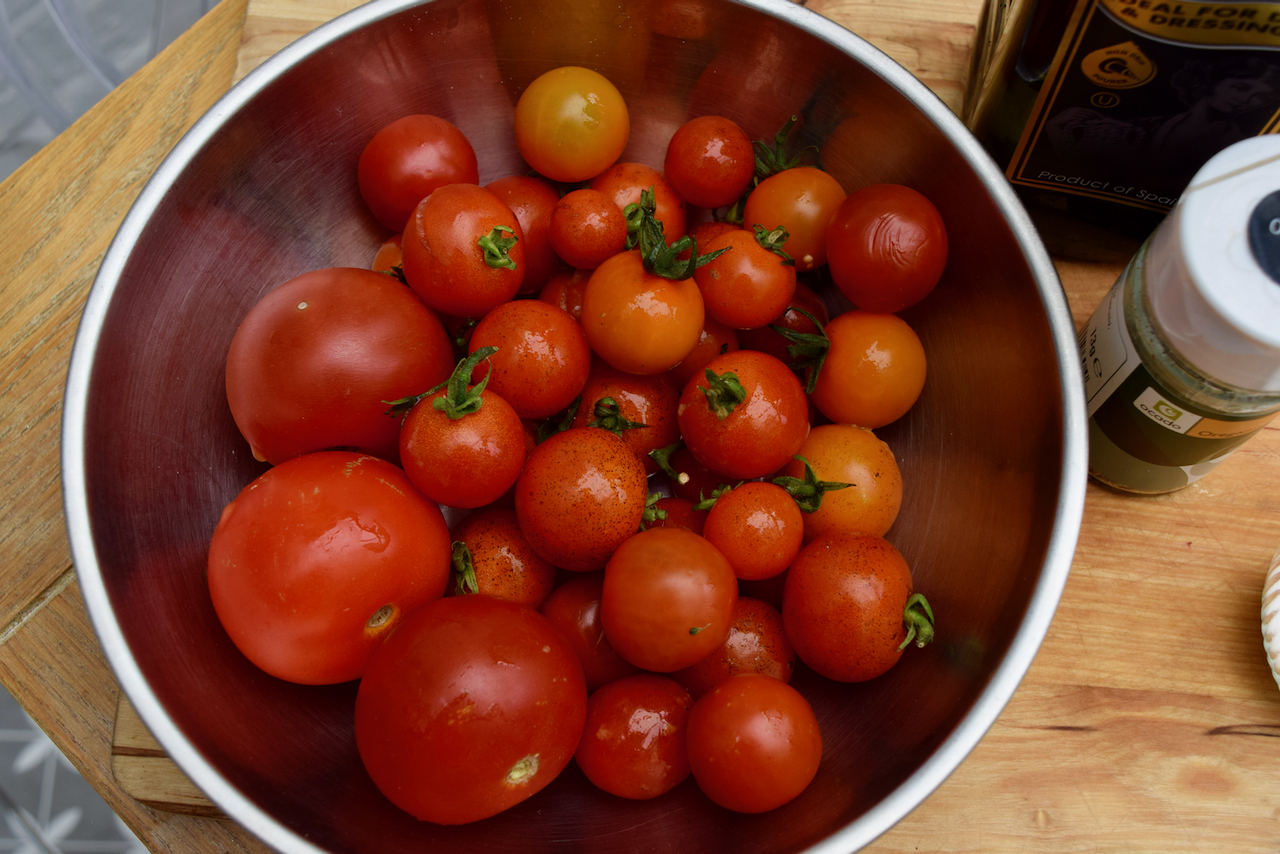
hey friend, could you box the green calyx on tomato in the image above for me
[451,540,479,595]
[769,307,829,394]
[753,224,795,266]
[588,396,646,435]
[630,187,727,280]
[478,225,519,270]
[697,368,747,420]
[693,482,740,512]
[771,454,851,514]
[721,116,819,225]
[384,345,498,419]
[639,492,666,530]
[534,396,581,444]
[899,593,936,650]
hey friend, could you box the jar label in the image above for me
[1006,0,1280,214]
[1081,269,1140,415]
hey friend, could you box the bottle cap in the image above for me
[1146,135,1280,393]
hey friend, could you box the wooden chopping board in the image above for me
[110,0,985,815]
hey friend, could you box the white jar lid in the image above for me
[1147,135,1280,393]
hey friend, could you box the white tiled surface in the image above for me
[2,0,211,847]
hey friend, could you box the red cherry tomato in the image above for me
[467,299,591,420]
[686,673,822,813]
[486,174,563,295]
[538,267,591,320]
[580,250,706,375]
[590,162,688,240]
[743,166,846,272]
[540,573,641,691]
[600,527,738,672]
[810,310,926,428]
[401,183,526,318]
[575,674,693,799]
[398,351,527,509]
[354,595,587,824]
[549,187,628,270]
[570,359,681,475]
[664,115,755,210]
[207,452,451,685]
[514,66,630,183]
[702,481,804,580]
[515,426,649,571]
[693,226,797,330]
[676,349,810,480]
[826,183,948,313]
[448,507,556,607]
[225,267,454,465]
[357,114,479,232]
[782,533,932,682]
[672,596,795,698]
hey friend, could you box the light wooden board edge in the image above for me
[112,694,224,818]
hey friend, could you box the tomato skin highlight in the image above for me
[825,183,948,313]
[575,673,694,799]
[600,527,738,672]
[225,266,454,465]
[782,533,915,682]
[686,673,822,813]
[514,66,630,183]
[357,114,479,232]
[354,595,587,825]
[514,426,649,571]
[207,452,451,685]
[401,183,526,318]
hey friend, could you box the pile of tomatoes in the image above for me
[206,65,948,825]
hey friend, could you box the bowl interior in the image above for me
[68,0,1080,852]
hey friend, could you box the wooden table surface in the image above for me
[3,0,1280,852]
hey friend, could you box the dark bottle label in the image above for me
[1006,0,1280,214]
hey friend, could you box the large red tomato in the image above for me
[206,452,451,685]
[224,267,454,465]
[354,595,587,824]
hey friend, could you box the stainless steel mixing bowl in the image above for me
[62,0,1087,851]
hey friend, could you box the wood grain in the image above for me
[3,0,1280,853]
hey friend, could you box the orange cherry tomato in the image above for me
[810,310,926,428]
[742,166,846,272]
[777,423,903,542]
[702,481,804,580]
[580,250,706,375]
[514,66,630,183]
[549,187,628,270]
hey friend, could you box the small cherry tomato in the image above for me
[664,115,755,210]
[207,452,451,685]
[672,597,794,698]
[515,426,649,571]
[590,162,688,241]
[826,183,948,313]
[549,187,628,270]
[702,481,804,580]
[540,573,641,691]
[570,360,681,475]
[693,226,797,330]
[677,349,809,480]
[782,533,934,682]
[515,66,630,183]
[398,348,527,509]
[575,674,694,800]
[776,424,902,541]
[601,527,738,672]
[357,114,479,232]
[486,174,563,295]
[401,183,526,318]
[467,299,591,419]
[810,310,926,428]
[355,595,587,824]
[743,166,846,272]
[225,267,454,465]
[580,249,706,375]
[539,267,591,320]
[686,673,822,813]
[448,507,557,607]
